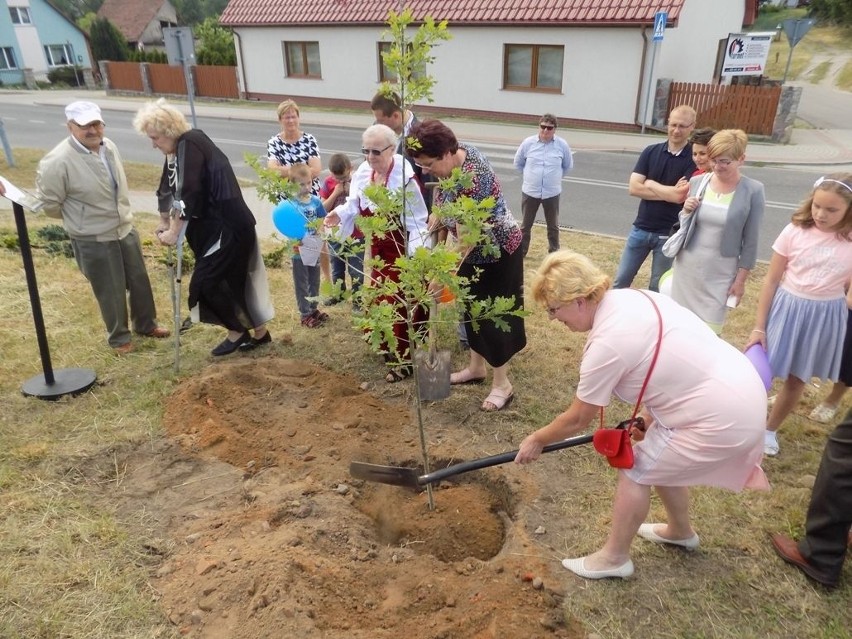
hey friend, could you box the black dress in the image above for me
[157,129,270,332]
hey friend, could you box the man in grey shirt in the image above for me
[35,101,168,354]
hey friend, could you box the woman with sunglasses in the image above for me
[407,119,526,412]
[747,173,852,456]
[324,124,430,383]
[666,129,765,334]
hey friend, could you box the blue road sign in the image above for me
[653,11,667,42]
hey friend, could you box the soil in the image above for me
[106,357,585,638]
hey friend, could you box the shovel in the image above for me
[413,298,451,401]
[350,433,594,488]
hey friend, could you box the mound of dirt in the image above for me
[115,357,581,638]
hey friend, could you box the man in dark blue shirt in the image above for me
[613,105,697,291]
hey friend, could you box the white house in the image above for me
[220,0,760,129]
[1,0,92,84]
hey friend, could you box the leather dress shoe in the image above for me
[113,342,134,355]
[561,556,634,580]
[770,533,838,588]
[144,326,171,338]
[211,332,251,356]
[239,331,272,351]
[637,523,700,550]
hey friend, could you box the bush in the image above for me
[47,66,83,86]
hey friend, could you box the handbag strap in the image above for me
[629,290,663,422]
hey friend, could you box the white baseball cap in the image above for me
[65,101,104,126]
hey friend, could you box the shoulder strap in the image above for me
[631,290,663,420]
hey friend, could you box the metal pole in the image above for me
[782,20,801,84]
[175,32,198,129]
[0,118,15,167]
[641,41,659,135]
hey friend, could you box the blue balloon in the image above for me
[272,200,306,240]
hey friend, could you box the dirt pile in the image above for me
[114,357,581,638]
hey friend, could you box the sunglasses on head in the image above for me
[814,176,852,194]
[361,144,393,157]
[539,124,555,131]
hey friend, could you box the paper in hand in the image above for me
[0,175,44,212]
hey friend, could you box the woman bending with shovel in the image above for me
[515,251,768,580]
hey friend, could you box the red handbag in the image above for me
[592,290,662,470]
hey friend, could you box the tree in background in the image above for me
[808,0,852,25]
[51,0,103,21]
[195,17,237,66]
[174,0,205,25]
[89,17,130,62]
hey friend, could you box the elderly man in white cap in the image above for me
[35,100,168,354]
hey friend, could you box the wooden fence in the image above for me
[104,62,239,99]
[667,82,781,137]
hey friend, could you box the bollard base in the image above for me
[22,368,97,400]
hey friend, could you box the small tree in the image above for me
[89,17,129,62]
[195,16,237,66]
[250,9,524,508]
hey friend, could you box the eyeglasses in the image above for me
[814,176,852,194]
[361,145,393,157]
[712,158,735,167]
[414,158,436,170]
[539,124,555,131]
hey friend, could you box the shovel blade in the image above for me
[414,348,451,401]
[349,461,422,488]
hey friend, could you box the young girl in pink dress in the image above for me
[746,174,852,456]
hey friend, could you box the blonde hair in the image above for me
[289,163,312,183]
[276,99,300,119]
[132,98,190,139]
[792,172,852,240]
[707,129,748,160]
[531,250,611,308]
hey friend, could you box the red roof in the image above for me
[97,0,170,42]
[220,0,685,28]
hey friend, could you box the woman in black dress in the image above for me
[133,98,273,356]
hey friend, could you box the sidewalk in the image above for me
[5,88,852,167]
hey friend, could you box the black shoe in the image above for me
[180,317,193,333]
[211,332,251,356]
[240,331,272,350]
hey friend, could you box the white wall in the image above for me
[235,24,646,126]
[636,0,749,125]
[234,2,742,128]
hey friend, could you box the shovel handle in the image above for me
[417,433,594,485]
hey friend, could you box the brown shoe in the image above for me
[769,533,838,588]
[113,342,134,355]
[144,326,171,338]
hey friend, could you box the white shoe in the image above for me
[637,523,700,550]
[808,403,838,424]
[561,556,634,580]
[764,432,779,457]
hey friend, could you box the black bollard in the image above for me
[12,201,96,399]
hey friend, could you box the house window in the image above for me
[503,44,564,91]
[377,42,425,83]
[44,44,73,67]
[283,41,321,78]
[9,6,32,24]
[1,47,18,70]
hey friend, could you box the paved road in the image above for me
[0,96,845,261]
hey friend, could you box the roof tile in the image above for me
[220,0,684,27]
